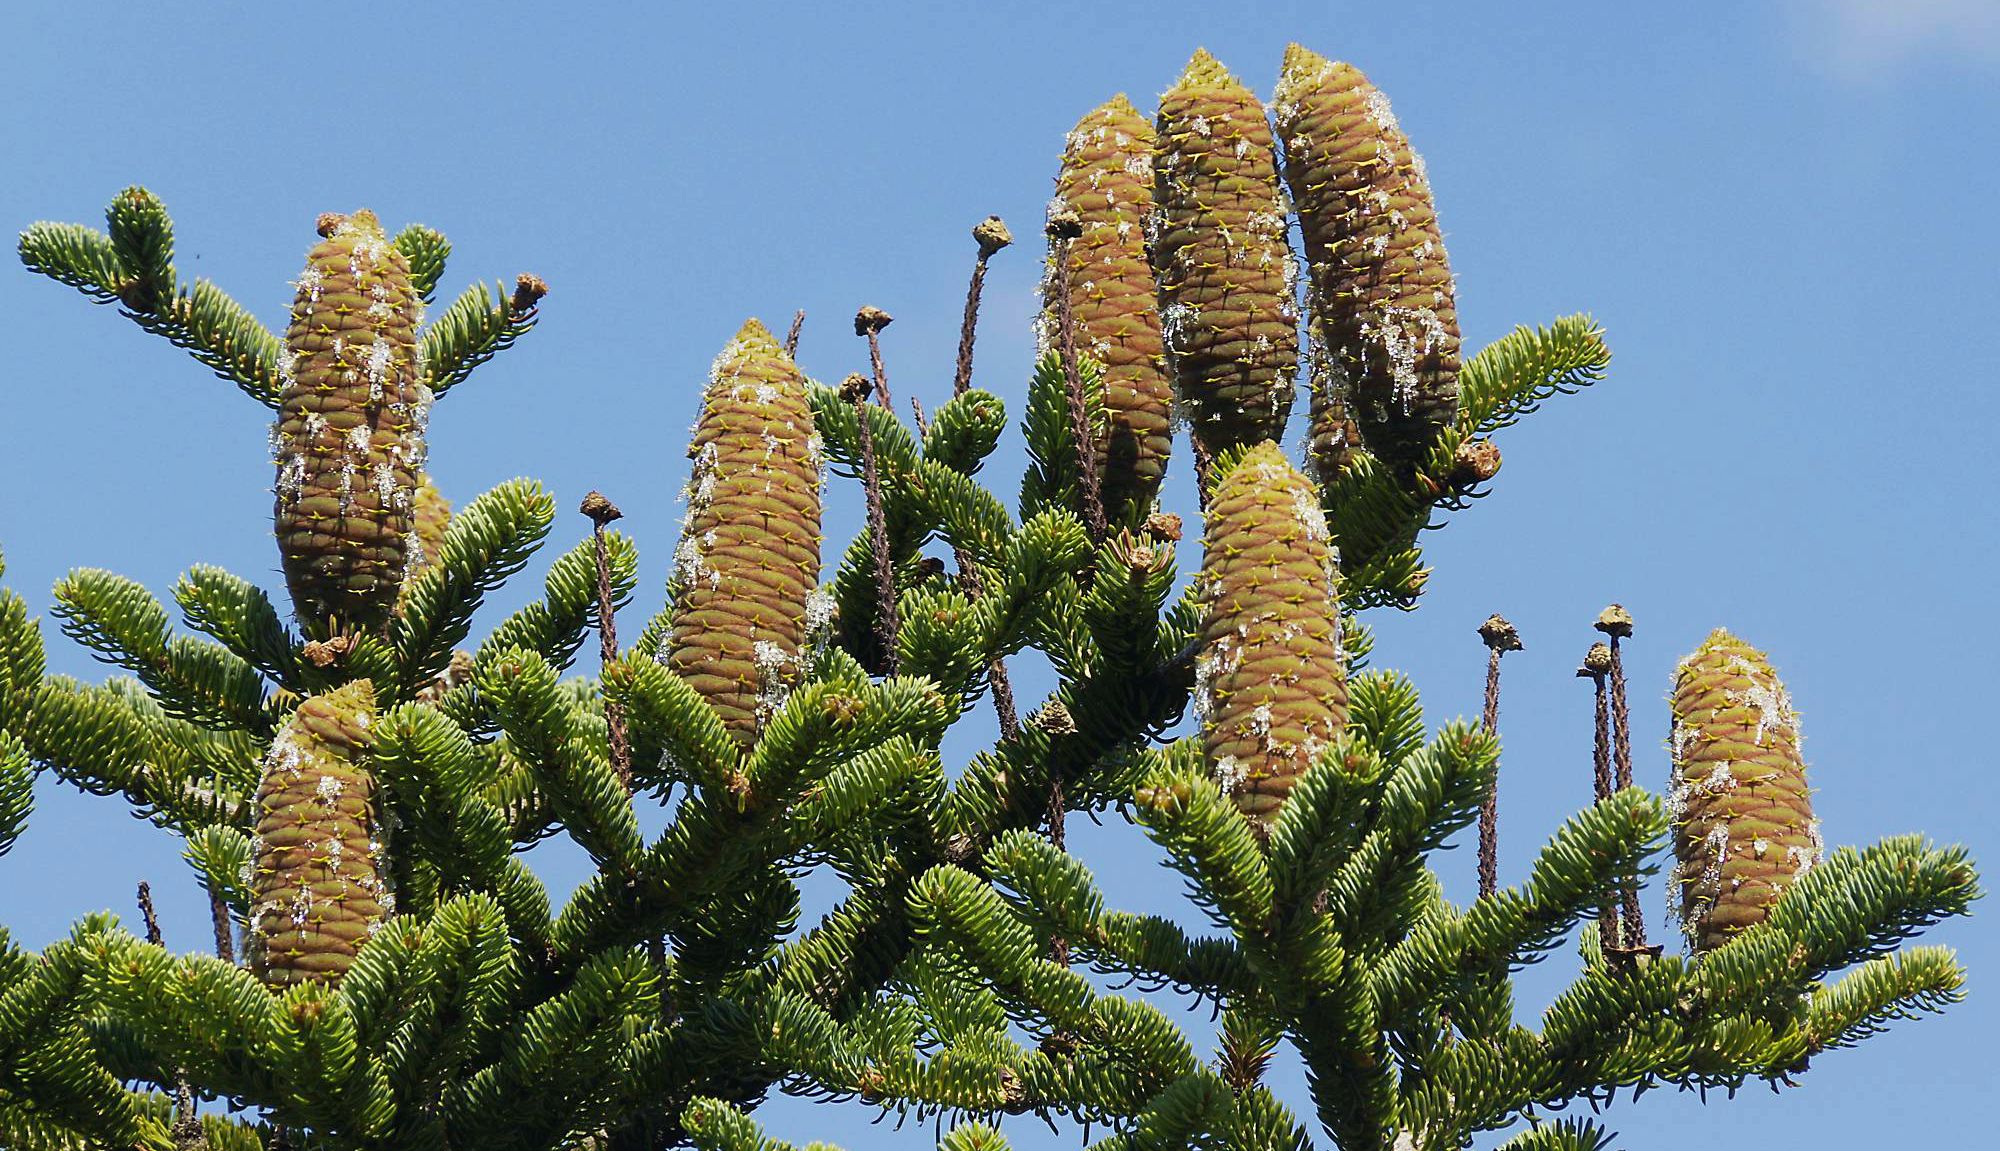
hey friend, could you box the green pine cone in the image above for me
[409,472,451,579]
[1274,45,1460,475]
[272,210,426,636]
[666,319,825,749]
[1152,50,1300,465]
[248,679,387,988]
[1667,629,1822,954]
[1052,94,1173,515]
[1197,442,1346,828]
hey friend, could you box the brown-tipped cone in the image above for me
[1197,442,1346,827]
[248,679,387,988]
[667,319,824,748]
[1050,94,1173,514]
[1667,629,1822,954]
[1275,46,1460,475]
[273,209,426,635]
[1153,51,1300,465]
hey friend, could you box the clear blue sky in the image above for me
[2,2,1994,1148]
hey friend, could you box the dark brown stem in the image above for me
[867,332,892,408]
[1478,646,1502,898]
[1045,769,1069,965]
[1606,635,1645,947]
[209,889,236,964]
[784,309,806,359]
[1048,231,1106,541]
[137,881,164,946]
[951,545,1020,740]
[910,395,930,438]
[581,492,632,793]
[954,253,991,398]
[138,883,200,1145]
[1588,667,1619,954]
[853,386,900,675]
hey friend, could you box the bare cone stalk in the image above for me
[1274,45,1460,475]
[248,679,388,988]
[582,491,631,792]
[1596,603,1645,944]
[1051,95,1172,514]
[1579,642,1618,953]
[1153,51,1299,471]
[1476,614,1521,897]
[273,210,427,636]
[1668,630,1822,954]
[667,320,825,748]
[1197,442,1345,830]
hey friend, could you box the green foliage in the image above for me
[0,66,1975,1151]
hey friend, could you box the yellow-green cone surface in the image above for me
[273,210,426,635]
[1152,51,1300,464]
[1667,629,1822,954]
[1051,94,1173,514]
[666,319,824,748]
[1196,442,1346,827]
[396,472,451,615]
[249,679,387,988]
[1274,46,1460,474]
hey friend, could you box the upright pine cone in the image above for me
[1050,94,1173,515]
[1274,45,1460,475]
[248,679,387,988]
[395,472,452,617]
[272,210,426,636]
[666,319,824,748]
[1196,442,1346,829]
[1668,629,1822,954]
[1152,51,1300,466]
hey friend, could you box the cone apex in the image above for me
[1176,48,1236,89]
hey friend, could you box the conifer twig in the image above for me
[1596,604,1645,948]
[1476,614,1522,898]
[1030,701,1078,965]
[581,491,632,793]
[1046,209,1106,541]
[138,882,201,1146]
[955,216,1012,397]
[784,309,806,359]
[844,372,900,674]
[942,215,1022,738]
[855,306,895,409]
[209,890,236,964]
[1579,643,1619,954]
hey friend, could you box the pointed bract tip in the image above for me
[320,677,376,713]
[1175,48,1237,90]
[1279,42,1330,84]
[731,316,780,349]
[1102,92,1141,117]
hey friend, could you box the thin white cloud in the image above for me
[1793,0,2000,75]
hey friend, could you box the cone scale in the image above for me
[1275,45,1460,475]
[1196,442,1346,828]
[272,210,427,635]
[666,319,825,749]
[1051,94,1173,515]
[1667,629,1822,954]
[248,679,388,988]
[1152,51,1299,466]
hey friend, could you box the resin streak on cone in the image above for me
[667,319,824,748]
[1275,45,1460,475]
[1668,629,1822,954]
[1052,94,1172,514]
[273,210,427,634]
[249,679,387,987]
[1152,51,1299,465]
[1197,442,1346,826]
